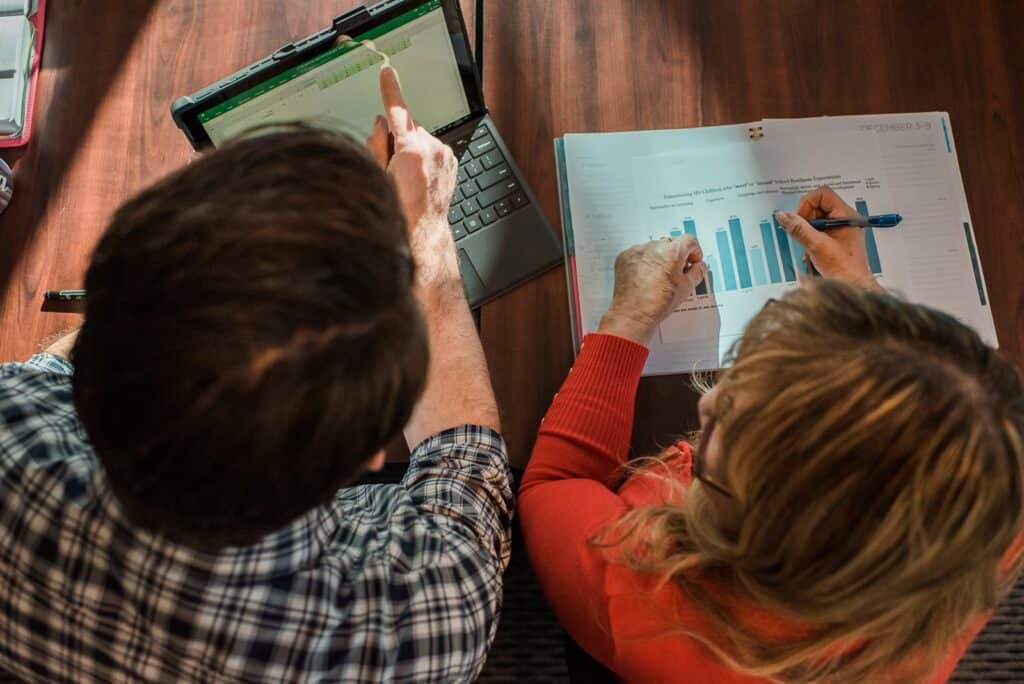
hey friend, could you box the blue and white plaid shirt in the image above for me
[0,354,514,683]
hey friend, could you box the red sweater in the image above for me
[519,333,1006,684]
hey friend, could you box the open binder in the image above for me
[554,113,993,374]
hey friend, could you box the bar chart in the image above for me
[663,200,886,297]
[664,214,809,295]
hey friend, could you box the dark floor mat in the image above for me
[476,522,569,683]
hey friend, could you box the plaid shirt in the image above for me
[0,354,514,683]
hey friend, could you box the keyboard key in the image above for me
[510,191,529,209]
[448,206,463,224]
[461,198,480,216]
[460,182,480,197]
[471,125,489,140]
[451,222,467,240]
[481,151,504,170]
[457,167,468,184]
[451,186,464,203]
[476,165,511,190]
[465,160,484,177]
[469,137,496,157]
[495,199,511,217]
[464,216,483,233]
[476,180,520,209]
[480,207,498,225]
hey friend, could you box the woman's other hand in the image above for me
[597,236,707,345]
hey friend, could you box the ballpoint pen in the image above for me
[43,290,86,301]
[809,213,903,230]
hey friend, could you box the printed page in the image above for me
[566,129,895,373]
[563,123,756,368]
[627,132,895,373]
[763,113,997,346]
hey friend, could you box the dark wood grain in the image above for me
[1,1,1022,469]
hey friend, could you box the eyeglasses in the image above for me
[689,419,734,499]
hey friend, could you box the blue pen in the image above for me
[808,213,903,230]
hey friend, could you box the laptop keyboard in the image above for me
[447,123,531,241]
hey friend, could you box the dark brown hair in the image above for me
[73,126,428,550]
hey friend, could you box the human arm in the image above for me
[518,333,650,666]
[16,328,80,376]
[367,66,500,447]
[774,185,885,292]
[519,236,705,668]
[42,328,79,361]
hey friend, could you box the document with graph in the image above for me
[554,113,994,374]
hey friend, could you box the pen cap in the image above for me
[872,214,903,228]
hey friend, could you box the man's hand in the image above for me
[774,185,883,292]
[366,65,500,444]
[367,66,460,294]
[597,236,707,345]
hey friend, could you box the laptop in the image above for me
[171,0,562,308]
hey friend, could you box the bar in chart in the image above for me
[750,246,768,286]
[728,218,753,289]
[667,213,815,294]
[790,235,809,275]
[854,199,883,275]
[759,220,783,284]
[773,217,798,282]
[715,230,738,291]
[704,255,719,293]
[682,219,706,294]
[663,220,708,295]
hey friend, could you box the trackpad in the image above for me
[458,249,487,302]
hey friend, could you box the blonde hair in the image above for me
[601,280,1024,683]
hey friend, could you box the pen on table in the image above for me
[808,213,903,230]
[44,290,87,301]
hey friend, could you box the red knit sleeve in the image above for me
[518,333,649,669]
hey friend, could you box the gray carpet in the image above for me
[951,578,1024,682]
[477,524,570,683]
[480,524,1024,683]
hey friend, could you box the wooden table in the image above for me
[1,1,1022,468]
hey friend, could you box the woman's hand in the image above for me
[774,185,883,292]
[596,236,707,345]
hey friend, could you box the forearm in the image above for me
[41,328,80,361]
[520,333,648,492]
[404,279,500,448]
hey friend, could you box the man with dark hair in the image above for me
[0,67,511,682]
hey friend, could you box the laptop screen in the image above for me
[196,0,473,146]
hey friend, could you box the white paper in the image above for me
[561,113,994,373]
[763,113,996,347]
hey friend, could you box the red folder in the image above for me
[0,0,47,149]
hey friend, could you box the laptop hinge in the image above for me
[475,0,485,82]
[333,6,372,36]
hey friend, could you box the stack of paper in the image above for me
[0,0,37,139]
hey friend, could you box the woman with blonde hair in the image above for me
[520,186,1024,683]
